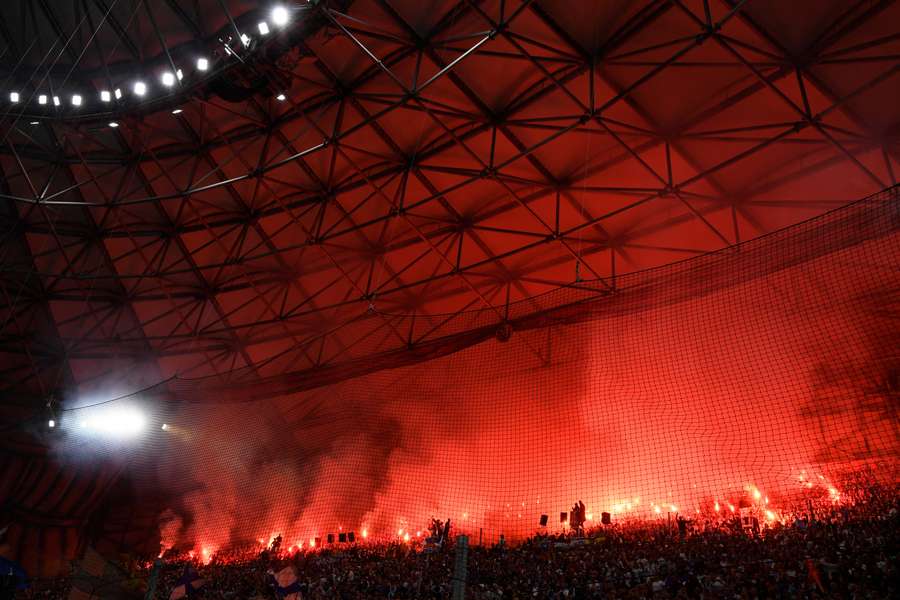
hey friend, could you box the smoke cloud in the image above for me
[139,233,899,553]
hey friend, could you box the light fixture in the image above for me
[161,423,169,431]
[71,94,82,106]
[48,419,56,428]
[196,57,209,71]
[114,88,122,99]
[133,81,147,96]
[109,122,119,128]
[100,90,111,102]
[161,72,175,87]
[38,94,48,105]
[10,91,19,103]
[172,108,183,114]
[258,21,270,35]
[74,406,146,439]
[240,33,251,46]
[176,69,183,81]
[272,6,289,26]
[276,93,286,101]
[30,121,39,125]
[53,96,60,106]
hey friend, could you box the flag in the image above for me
[271,565,302,600]
[805,558,826,594]
[169,566,205,599]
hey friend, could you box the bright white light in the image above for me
[276,93,286,101]
[258,21,270,35]
[176,69,183,81]
[161,72,176,87]
[240,33,251,46]
[30,121,39,125]
[53,96,60,106]
[172,108,183,114]
[48,419,55,428]
[71,94,82,106]
[109,122,119,128]
[114,88,122,99]
[133,81,147,96]
[75,406,146,439]
[197,57,209,71]
[161,423,169,431]
[272,6,289,26]
[10,92,19,103]
[100,90,111,102]
[38,94,48,105]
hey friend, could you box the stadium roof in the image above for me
[1,0,899,404]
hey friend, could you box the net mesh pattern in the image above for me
[88,187,900,555]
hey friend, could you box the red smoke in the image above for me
[146,233,899,555]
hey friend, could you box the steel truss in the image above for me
[1,0,898,399]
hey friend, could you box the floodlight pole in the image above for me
[451,535,469,600]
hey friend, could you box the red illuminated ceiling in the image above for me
[1,0,899,397]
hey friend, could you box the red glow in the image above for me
[142,224,898,553]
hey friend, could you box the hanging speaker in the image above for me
[327,534,334,544]
[314,537,321,548]
[348,532,355,543]
[560,512,568,523]
[539,514,548,527]
[601,512,611,525]
[339,533,347,543]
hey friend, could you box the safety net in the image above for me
[58,186,900,557]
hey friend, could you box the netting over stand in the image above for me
[66,187,900,556]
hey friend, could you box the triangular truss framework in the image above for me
[1,0,899,401]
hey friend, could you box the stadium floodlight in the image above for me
[276,93,286,101]
[240,33,251,46]
[258,21,270,35]
[71,94,82,106]
[133,81,147,96]
[9,91,19,103]
[176,69,184,80]
[272,6,289,26]
[109,122,119,128]
[172,108,183,114]
[74,406,146,439]
[48,419,55,428]
[53,96,60,106]
[100,90,111,102]
[38,94,48,105]
[114,88,122,99]
[161,72,176,87]
[197,57,209,71]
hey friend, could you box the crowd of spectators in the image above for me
[13,482,899,599]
